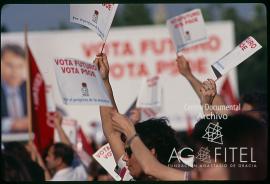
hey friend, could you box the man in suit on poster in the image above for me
[1,44,29,133]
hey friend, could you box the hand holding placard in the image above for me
[94,53,110,82]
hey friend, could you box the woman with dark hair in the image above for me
[3,142,45,181]
[112,112,267,180]
[2,151,32,181]
[97,54,185,180]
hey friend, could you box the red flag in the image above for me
[27,45,54,155]
[77,127,94,156]
[220,77,239,106]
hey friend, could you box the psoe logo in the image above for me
[81,82,89,96]
[168,147,194,168]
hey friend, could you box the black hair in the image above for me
[1,44,25,59]
[2,151,32,181]
[240,91,267,122]
[3,142,45,181]
[240,91,267,111]
[3,142,31,161]
[191,114,267,180]
[52,143,74,166]
[134,117,180,165]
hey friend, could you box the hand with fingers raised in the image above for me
[94,53,110,82]
[176,55,192,78]
[200,79,217,106]
[111,111,136,140]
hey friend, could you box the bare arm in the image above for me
[96,54,125,162]
[130,136,185,180]
[53,112,72,146]
[25,141,51,180]
[176,55,230,115]
[111,112,185,180]
[200,79,218,116]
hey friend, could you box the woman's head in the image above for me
[191,114,267,180]
[123,118,180,179]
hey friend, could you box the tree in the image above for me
[113,4,153,27]
[1,24,9,32]
[58,21,71,30]
[221,4,267,95]
[111,11,123,27]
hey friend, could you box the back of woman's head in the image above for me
[192,114,267,180]
[2,151,32,181]
[135,118,180,165]
[3,142,31,161]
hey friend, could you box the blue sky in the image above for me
[1,3,265,32]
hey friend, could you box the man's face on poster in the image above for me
[1,50,26,87]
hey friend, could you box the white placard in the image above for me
[53,58,112,106]
[70,4,118,41]
[166,9,207,53]
[54,118,77,145]
[93,143,121,181]
[211,36,262,79]
[136,75,162,108]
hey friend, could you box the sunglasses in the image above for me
[125,146,132,158]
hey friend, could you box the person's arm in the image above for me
[200,79,217,116]
[95,54,125,162]
[111,112,185,180]
[53,112,72,146]
[176,55,203,97]
[176,55,230,115]
[25,141,51,180]
[53,112,90,170]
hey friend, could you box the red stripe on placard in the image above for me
[119,167,127,180]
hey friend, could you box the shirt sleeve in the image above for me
[73,164,88,181]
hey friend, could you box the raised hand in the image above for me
[94,53,110,81]
[176,55,192,78]
[111,111,136,139]
[200,79,217,106]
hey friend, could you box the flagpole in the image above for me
[100,28,110,54]
[24,24,33,142]
[100,42,106,54]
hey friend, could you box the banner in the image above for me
[1,22,238,131]
[70,4,118,41]
[93,143,121,181]
[28,44,54,154]
[136,75,162,108]
[211,36,262,79]
[166,9,207,53]
[53,58,112,106]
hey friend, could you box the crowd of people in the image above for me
[1,46,268,181]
